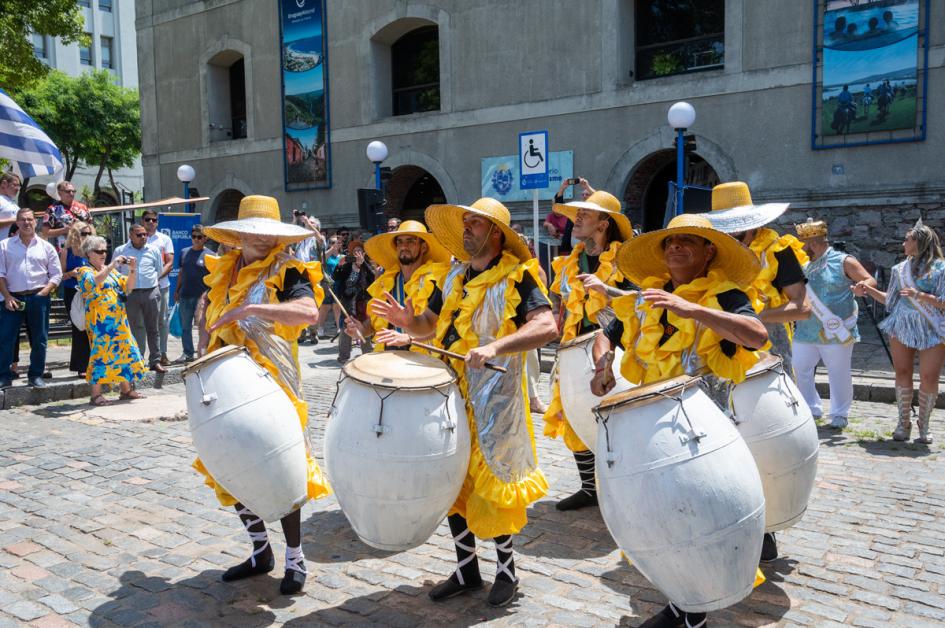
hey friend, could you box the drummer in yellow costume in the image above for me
[344,220,450,349]
[698,181,811,564]
[543,190,635,511]
[590,214,768,628]
[195,195,328,596]
[372,198,557,607]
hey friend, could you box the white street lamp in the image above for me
[667,102,696,217]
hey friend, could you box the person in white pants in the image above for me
[793,219,875,429]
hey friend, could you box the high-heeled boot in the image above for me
[893,387,913,441]
[916,390,935,444]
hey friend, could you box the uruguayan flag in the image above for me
[0,88,64,178]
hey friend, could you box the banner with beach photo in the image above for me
[819,0,921,140]
[279,0,330,189]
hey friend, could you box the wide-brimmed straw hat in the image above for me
[616,213,760,289]
[698,182,790,234]
[364,220,451,269]
[795,218,828,240]
[425,197,532,262]
[552,190,634,242]
[203,195,310,249]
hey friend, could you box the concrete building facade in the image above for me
[31,0,144,202]
[136,0,945,269]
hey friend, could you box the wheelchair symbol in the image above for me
[523,139,544,169]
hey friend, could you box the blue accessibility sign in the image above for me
[519,130,549,190]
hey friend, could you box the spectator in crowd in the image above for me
[854,220,945,445]
[141,209,175,365]
[293,216,327,344]
[78,235,147,405]
[386,217,402,232]
[318,235,343,339]
[43,181,91,248]
[114,224,166,373]
[0,173,21,239]
[335,226,351,251]
[334,239,375,362]
[0,208,62,388]
[60,221,95,376]
[173,224,210,363]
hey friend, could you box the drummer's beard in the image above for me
[398,251,420,266]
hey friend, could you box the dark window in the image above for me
[78,0,91,7]
[391,26,440,116]
[79,43,92,66]
[635,0,724,80]
[229,58,247,139]
[101,36,113,69]
[32,33,47,59]
[99,0,113,11]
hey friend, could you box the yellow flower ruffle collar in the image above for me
[551,240,625,343]
[367,260,448,350]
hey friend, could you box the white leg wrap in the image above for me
[285,545,306,574]
[494,536,517,583]
[236,507,270,568]
[452,528,477,585]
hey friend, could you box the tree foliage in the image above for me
[14,70,140,196]
[0,0,88,91]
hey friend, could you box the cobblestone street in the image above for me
[1,344,943,627]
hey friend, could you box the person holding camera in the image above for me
[76,235,148,405]
[0,208,62,389]
[545,177,596,255]
[113,224,167,373]
[334,239,375,362]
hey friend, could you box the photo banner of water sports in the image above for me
[812,0,929,149]
[279,0,331,189]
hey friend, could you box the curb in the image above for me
[1,366,186,410]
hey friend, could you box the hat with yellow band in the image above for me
[425,197,532,262]
[203,195,311,249]
[364,220,451,270]
[552,190,634,242]
[699,181,790,234]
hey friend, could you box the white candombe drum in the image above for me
[594,375,765,613]
[184,346,309,522]
[324,351,471,551]
[730,353,819,532]
[555,330,634,452]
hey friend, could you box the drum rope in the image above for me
[327,375,346,418]
[431,383,457,432]
[371,387,399,437]
[655,379,705,442]
[595,408,616,467]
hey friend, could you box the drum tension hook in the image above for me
[778,370,800,411]
[434,385,456,433]
[372,387,398,438]
[595,410,617,468]
[194,373,217,406]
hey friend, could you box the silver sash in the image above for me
[445,263,537,484]
[900,259,945,342]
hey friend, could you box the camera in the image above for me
[292,209,306,216]
[568,177,580,186]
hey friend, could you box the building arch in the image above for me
[205,174,253,225]
[384,166,447,222]
[198,37,256,147]
[359,5,452,121]
[366,149,459,211]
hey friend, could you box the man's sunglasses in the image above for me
[191,234,205,239]
[131,232,147,238]
[60,189,76,194]
[142,217,158,223]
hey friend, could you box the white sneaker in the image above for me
[830,415,848,429]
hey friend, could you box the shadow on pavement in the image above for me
[301,508,399,564]
[88,569,279,626]
[516,500,617,560]
[854,438,933,458]
[281,583,516,627]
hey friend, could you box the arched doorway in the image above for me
[623,150,720,232]
[211,189,244,224]
[385,165,446,222]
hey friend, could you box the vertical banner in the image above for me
[159,213,201,306]
[279,0,331,189]
[813,0,927,148]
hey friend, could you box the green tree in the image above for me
[0,0,87,91]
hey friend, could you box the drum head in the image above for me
[595,373,700,413]
[182,345,247,378]
[558,329,602,351]
[744,352,781,379]
[343,351,456,389]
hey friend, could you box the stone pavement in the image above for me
[0,342,943,627]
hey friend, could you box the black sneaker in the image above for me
[640,604,708,628]
[555,490,598,511]
[279,568,306,595]
[487,577,518,607]
[760,532,778,562]
[428,574,483,601]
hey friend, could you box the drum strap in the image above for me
[494,535,517,583]
[236,506,270,568]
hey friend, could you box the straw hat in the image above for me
[552,190,634,242]
[795,218,828,240]
[699,182,790,234]
[616,213,760,289]
[203,195,310,249]
[425,197,532,262]
[364,220,451,270]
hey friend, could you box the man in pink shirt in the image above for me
[0,208,62,388]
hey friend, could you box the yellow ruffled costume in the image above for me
[192,248,331,507]
[544,241,625,452]
[433,252,549,539]
[367,260,448,350]
[747,228,810,341]
[611,270,760,385]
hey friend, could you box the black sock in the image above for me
[574,450,596,496]
[280,510,305,573]
[493,535,516,583]
[447,514,481,585]
[221,503,273,581]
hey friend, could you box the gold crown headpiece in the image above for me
[795,218,828,239]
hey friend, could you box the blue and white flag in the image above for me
[0,88,64,178]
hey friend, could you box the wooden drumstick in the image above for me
[325,284,367,346]
[409,340,508,373]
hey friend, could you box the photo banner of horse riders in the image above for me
[279,0,332,189]
[812,0,929,149]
